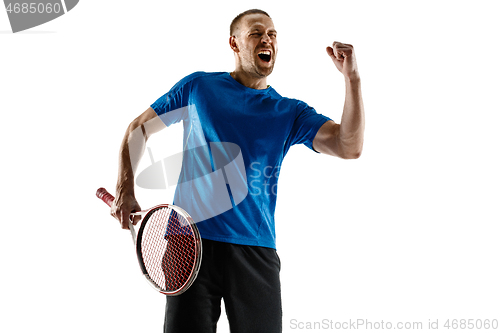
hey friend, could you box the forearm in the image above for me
[116,121,147,197]
[114,107,163,198]
[111,108,162,228]
[338,77,365,158]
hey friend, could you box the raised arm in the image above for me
[313,42,365,159]
[111,107,166,229]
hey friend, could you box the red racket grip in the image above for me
[96,187,115,207]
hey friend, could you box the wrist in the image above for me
[345,74,361,84]
[116,178,135,198]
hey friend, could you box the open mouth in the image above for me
[258,50,271,63]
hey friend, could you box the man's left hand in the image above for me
[326,42,360,81]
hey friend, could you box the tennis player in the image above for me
[111,9,364,333]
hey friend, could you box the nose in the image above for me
[261,34,271,44]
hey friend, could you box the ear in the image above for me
[229,36,239,52]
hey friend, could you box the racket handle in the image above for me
[97,187,137,241]
[96,187,115,207]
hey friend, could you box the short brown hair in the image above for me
[230,9,271,36]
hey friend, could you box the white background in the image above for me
[1,0,499,332]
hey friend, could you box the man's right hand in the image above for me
[111,194,142,229]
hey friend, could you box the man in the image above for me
[111,9,364,333]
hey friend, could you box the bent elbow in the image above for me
[340,146,363,159]
[343,152,362,160]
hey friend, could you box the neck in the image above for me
[230,69,268,90]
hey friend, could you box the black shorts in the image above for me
[164,239,282,333]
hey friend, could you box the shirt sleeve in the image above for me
[150,72,205,126]
[289,100,332,151]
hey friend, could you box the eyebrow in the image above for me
[250,27,278,34]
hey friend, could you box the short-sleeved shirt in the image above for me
[151,72,330,249]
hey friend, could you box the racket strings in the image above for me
[140,207,197,292]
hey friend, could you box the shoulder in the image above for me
[172,71,211,89]
[165,72,227,98]
[274,94,330,126]
[268,90,311,115]
[177,71,228,86]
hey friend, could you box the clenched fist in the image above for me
[326,42,360,81]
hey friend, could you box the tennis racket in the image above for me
[96,187,202,296]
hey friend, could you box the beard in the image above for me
[240,52,276,78]
[255,61,275,77]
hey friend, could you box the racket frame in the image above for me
[134,204,202,295]
[96,188,202,296]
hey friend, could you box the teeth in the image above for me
[258,50,271,55]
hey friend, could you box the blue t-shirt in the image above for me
[151,72,330,249]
